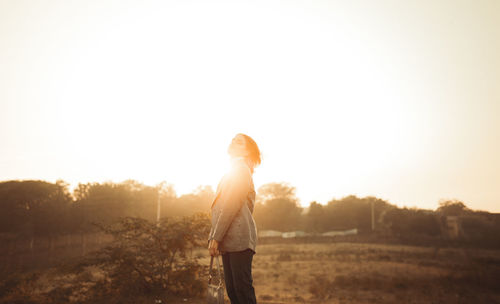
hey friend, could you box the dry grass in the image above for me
[196,242,500,304]
[5,242,500,303]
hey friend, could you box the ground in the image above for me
[196,242,500,304]
[4,241,500,303]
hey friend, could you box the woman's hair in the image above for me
[237,133,261,171]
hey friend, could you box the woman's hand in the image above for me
[208,239,220,257]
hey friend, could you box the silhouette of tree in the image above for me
[305,201,327,233]
[437,199,470,216]
[71,180,160,232]
[254,182,302,231]
[167,185,214,217]
[383,207,440,237]
[256,182,297,204]
[322,195,393,233]
[0,180,72,238]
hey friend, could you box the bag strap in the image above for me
[208,255,223,287]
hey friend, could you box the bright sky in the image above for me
[1,0,499,212]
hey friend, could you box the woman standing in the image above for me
[208,133,261,304]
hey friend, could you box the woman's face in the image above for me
[228,134,249,157]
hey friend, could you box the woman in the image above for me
[208,133,261,304]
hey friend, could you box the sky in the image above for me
[1,0,499,212]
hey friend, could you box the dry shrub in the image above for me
[0,272,48,304]
[43,213,211,304]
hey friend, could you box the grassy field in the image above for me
[198,242,500,304]
[3,241,500,303]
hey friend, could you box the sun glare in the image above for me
[45,0,425,203]
[1,0,498,211]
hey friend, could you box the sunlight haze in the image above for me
[1,0,499,212]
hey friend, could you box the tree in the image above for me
[383,207,440,237]
[305,201,326,233]
[253,182,303,231]
[0,180,72,238]
[437,199,470,216]
[71,180,160,232]
[256,182,297,204]
[323,195,393,233]
[170,185,214,217]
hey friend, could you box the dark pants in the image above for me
[221,249,257,304]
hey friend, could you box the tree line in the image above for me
[0,179,499,247]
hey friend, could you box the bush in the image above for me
[46,212,211,304]
[0,272,45,304]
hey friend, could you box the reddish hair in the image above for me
[237,133,261,173]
